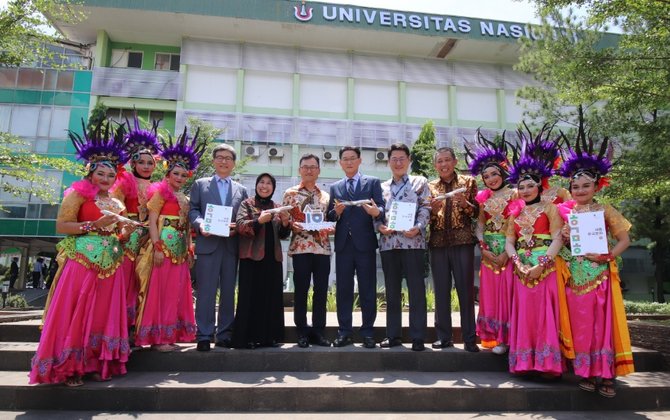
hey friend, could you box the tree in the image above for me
[410,120,437,178]
[516,0,670,302]
[0,0,85,208]
[0,0,84,68]
[151,116,249,193]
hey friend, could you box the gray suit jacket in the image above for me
[189,176,248,255]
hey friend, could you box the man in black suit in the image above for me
[327,146,384,348]
[189,144,248,351]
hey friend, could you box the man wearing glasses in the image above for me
[189,144,248,351]
[376,143,431,351]
[282,153,333,348]
[327,146,384,349]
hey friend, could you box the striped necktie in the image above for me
[347,178,355,199]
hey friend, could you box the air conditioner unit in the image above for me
[375,150,388,162]
[267,147,284,158]
[244,145,260,157]
[322,151,337,161]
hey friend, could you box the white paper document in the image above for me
[387,201,417,231]
[203,203,233,237]
[568,210,608,256]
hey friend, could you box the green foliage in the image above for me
[6,294,28,308]
[624,300,670,315]
[410,120,437,179]
[0,0,85,68]
[519,0,670,302]
[87,102,108,133]
[151,117,249,193]
[0,132,80,207]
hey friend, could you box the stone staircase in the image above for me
[0,315,668,412]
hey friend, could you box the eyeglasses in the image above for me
[340,157,359,162]
[300,165,319,171]
[214,156,234,162]
[390,157,408,164]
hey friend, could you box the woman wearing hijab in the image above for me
[232,173,291,349]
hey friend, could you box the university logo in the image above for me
[293,0,313,22]
[303,205,323,224]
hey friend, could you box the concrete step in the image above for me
[0,370,668,412]
[1,342,664,373]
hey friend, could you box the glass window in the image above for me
[37,107,51,137]
[40,204,60,220]
[0,105,11,132]
[27,204,40,219]
[43,70,58,90]
[56,71,74,91]
[155,53,171,71]
[127,52,143,69]
[17,68,45,89]
[149,111,164,124]
[35,139,49,153]
[106,108,122,120]
[170,55,180,71]
[121,109,135,121]
[0,68,17,88]
[9,106,40,137]
[0,206,27,219]
[49,108,70,138]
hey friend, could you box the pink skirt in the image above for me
[476,261,514,347]
[29,260,129,384]
[508,271,564,375]
[134,260,196,346]
[120,256,139,328]
[566,276,615,379]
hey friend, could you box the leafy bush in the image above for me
[624,300,670,315]
[6,294,28,308]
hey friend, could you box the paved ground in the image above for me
[0,411,668,419]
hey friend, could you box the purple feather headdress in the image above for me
[507,123,557,187]
[464,129,509,177]
[558,119,613,190]
[68,119,128,171]
[124,112,162,163]
[160,126,206,172]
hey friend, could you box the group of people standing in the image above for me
[28,115,633,399]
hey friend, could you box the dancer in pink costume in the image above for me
[556,126,633,398]
[134,127,206,352]
[111,114,161,340]
[504,131,567,378]
[466,130,515,355]
[30,120,133,387]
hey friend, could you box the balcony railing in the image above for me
[91,67,182,101]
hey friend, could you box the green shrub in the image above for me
[6,294,28,308]
[624,300,670,315]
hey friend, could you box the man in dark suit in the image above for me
[327,146,384,348]
[189,144,248,351]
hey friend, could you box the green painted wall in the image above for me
[107,42,181,71]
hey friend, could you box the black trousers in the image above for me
[292,253,331,337]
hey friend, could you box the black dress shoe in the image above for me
[215,338,232,348]
[332,335,354,347]
[363,336,377,349]
[411,340,425,352]
[311,335,331,347]
[297,336,310,348]
[464,342,480,353]
[380,337,403,348]
[196,340,211,352]
[431,339,454,349]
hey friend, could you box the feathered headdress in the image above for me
[124,111,162,163]
[68,119,128,172]
[160,126,206,174]
[464,129,509,177]
[507,123,559,188]
[558,118,613,191]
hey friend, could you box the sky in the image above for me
[0,0,542,25]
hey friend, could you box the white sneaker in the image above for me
[492,344,508,355]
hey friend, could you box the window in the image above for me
[111,50,144,69]
[127,52,143,69]
[155,53,180,71]
[149,111,165,126]
[0,68,17,88]
[56,71,74,91]
[17,68,45,89]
